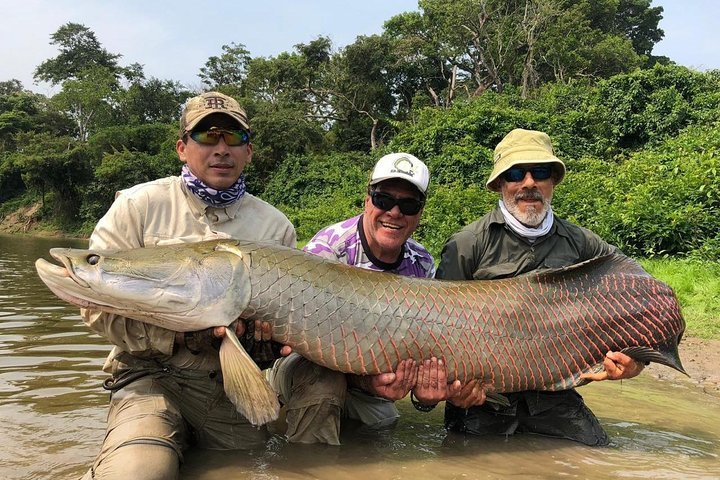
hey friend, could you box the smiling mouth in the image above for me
[380,222,402,230]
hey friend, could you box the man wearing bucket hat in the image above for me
[435,128,644,446]
[81,91,296,478]
[268,152,460,444]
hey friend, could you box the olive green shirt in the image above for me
[436,207,618,282]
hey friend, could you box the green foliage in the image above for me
[80,149,181,226]
[51,66,119,141]
[261,151,374,239]
[0,152,25,202]
[583,64,718,154]
[199,43,252,89]
[641,257,720,339]
[602,123,720,258]
[261,151,373,207]
[11,132,93,225]
[117,78,190,125]
[415,183,495,258]
[246,104,327,190]
[88,123,177,158]
[282,191,365,241]
[34,22,122,85]
[389,94,548,185]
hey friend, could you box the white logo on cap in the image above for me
[391,157,415,177]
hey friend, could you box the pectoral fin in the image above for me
[219,328,280,425]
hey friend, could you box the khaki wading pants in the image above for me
[267,353,400,445]
[83,366,269,480]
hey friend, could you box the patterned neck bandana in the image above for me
[181,164,246,208]
[499,200,554,240]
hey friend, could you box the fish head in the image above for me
[35,239,251,331]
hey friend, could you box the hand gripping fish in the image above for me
[35,239,687,426]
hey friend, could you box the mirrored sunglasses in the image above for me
[370,191,424,216]
[189,128,250,146]
[502,165,553,183]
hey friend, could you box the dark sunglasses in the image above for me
[189,128,250,146]
[502,165,553,183]
[370,191,424,216]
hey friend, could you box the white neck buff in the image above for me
[499,200,554,240]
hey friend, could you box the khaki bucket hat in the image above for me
[486,128,566,191]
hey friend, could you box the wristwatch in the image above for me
[410,391,437,412]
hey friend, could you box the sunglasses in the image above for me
[370,191,424,216]
[502,165,553,183]
[188,128,250,146]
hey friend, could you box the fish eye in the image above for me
[87,254,100,265]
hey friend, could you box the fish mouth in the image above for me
[53,250,91,287]
[35,256,95,308]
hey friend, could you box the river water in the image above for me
[1,234,718,479]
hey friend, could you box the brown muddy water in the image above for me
[1,235,718,479]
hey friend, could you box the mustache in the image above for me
[515,190,543,201]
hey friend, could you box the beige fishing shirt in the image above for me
[83,175,296,373]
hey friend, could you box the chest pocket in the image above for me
[473,262,522,280]
[541,255,581,269]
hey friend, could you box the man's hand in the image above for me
[177,320,292,366]
[234,320,292,357]
[447,379,486,409]
[580,351,644,382]
[351,359,418,401]
[234,319,292,368]
[413,357,462,405]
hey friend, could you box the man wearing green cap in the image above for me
[81,91,296,479]
[435,128,644,446]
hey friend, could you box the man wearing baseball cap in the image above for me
[81,91,296,478]
[434,128,644,446]
[268,152,460,444]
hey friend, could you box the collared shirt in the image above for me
[84,175,296,372]
[436,206,617,282]
[303,214,435,278]
[436,206,620,415]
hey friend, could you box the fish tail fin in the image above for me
[622,340,688,377]
[219,328,280,425]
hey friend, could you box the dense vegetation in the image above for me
[1,0,718,264]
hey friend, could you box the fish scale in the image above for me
[231,240,686,393]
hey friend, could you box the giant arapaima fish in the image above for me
[35,239,686,425]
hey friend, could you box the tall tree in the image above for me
[51,67,117,141]
[199,42,252,89]
[34,23,122,85]
[117,78,190,125]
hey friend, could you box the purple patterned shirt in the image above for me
[303,214,435,278]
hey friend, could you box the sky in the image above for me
[0,0,717,95]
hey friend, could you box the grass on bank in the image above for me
[640,257,720,340]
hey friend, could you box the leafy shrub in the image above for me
[415,183,495,259]
[260,152,373,207]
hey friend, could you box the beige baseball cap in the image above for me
[180,91,250,133]
[486,128,566,191]
[369,152,430,197]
